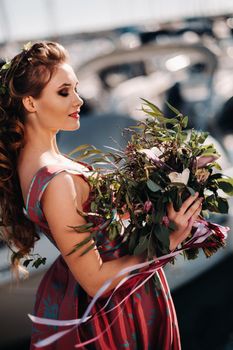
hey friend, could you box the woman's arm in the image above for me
[41,172,144,298]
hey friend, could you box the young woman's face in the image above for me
[32,62,83,131]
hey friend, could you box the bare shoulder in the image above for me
[40,171,91,249]
[19,153,90,206]
[41,170,90,212]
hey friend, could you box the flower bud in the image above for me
[144,200,152,212]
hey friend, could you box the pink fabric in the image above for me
[27,164,181,350]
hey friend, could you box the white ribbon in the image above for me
[29,220,229,348]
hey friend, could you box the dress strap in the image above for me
[25,164,91,228]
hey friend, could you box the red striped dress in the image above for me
[26,164,181,350]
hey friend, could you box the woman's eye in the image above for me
[58,90,69,97]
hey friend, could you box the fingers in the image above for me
[170,204,202,250]
[184,197,203,222]
[187,202,202,229]
[179,192,199,215]
[167,192,203,237]
[168,195,203,250]
[167,192,199,218]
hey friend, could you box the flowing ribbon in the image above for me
[29,220,229,348]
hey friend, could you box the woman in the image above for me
[0,41,202,349]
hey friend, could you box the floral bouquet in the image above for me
[69,99,233,261]
[27,100,233,349]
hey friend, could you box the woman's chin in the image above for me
[62,123,80,132]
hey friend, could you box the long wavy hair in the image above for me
[0,41,68,263]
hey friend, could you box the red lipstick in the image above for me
[69,112,80,119]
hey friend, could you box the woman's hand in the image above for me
[167,192,203,251]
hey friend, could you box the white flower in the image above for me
[168,168,190,185]
[139,147,163,161]
[151,147,163,157]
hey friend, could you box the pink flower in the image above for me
[196,155,219,168]
[144,200,152,212]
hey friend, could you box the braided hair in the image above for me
[0,41,68,263]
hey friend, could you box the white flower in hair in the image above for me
[168,168,190,185]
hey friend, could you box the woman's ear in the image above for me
[22,96,36,113]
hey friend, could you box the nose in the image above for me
[74,93,84,108]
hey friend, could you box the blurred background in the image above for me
[1,0,233,349]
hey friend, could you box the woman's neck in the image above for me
[23,123,60,157]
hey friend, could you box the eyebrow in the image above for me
[58,82,79,89]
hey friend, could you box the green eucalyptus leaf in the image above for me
[23,259,33,267]
[153,197,164,224]
[66,232,96,256]
[210,173,223,180]
[200,152,219,158]
[187,186,196,196]
[165,101,182,116]
[153,224,170,251]
[108,222,121,240]
[141,108,178,124]
[173,190,183,211]
[77,149,104,160]
[216,197,229,214]
[141,98,163,116]
[90,157,111,164]
[205,194,219,212]
[68,222,94,233]
[154,208,163,224]
[32,257,46,269]
[134,235,148,255]
[156,116,178,125]
[197,132,209,144]
[148,233,156,258]
[68,144,95,156]
[217,178,233,195]
[128,230,138,254]
[211,162,222,170]
[80,242,97,256]
[1,61,11,70]
[127,124,145,129]
[182,116,189,128]
[41,257,47,264]
[125,193,133,210]
[147,179,161,192]
[141,106,159,118]
[91,202,98,212]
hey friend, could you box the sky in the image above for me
[0,0,232,43]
